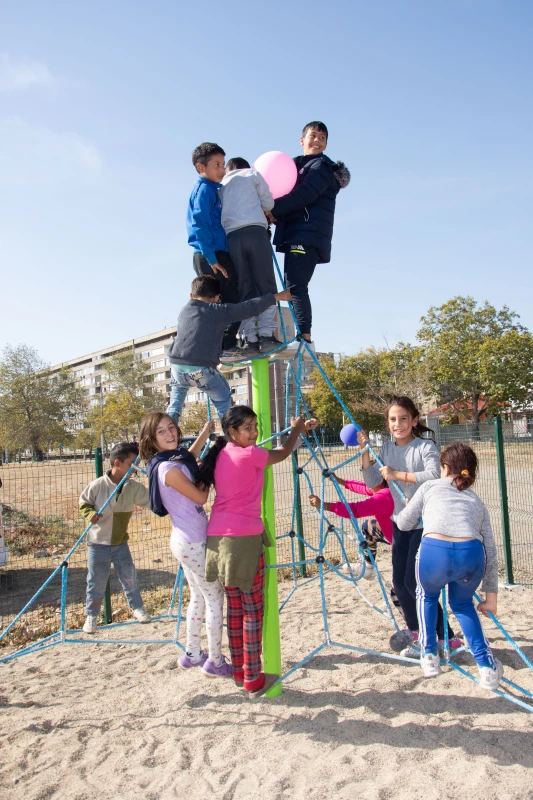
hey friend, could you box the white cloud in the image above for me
[0,117,102,185]
[0,53,54,91]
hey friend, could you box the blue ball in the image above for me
[340,423,362,446]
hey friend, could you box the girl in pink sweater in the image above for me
[309,477,394,579]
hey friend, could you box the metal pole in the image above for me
[292,449,307,578]
[94,447,113,622]
[494,416,514,585]
[252,358,282,697]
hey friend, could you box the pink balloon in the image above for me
[254,151,297,199]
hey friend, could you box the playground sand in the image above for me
[1,563,533,800]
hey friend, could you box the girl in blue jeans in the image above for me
[396,442,502,690]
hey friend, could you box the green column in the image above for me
[494,416,514,585]
[251,358,282,697]
[94,447,113,623]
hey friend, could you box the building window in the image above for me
[235,385,247,395]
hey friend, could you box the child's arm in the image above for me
[220,290,291,325]
[310,493,387,519]
[357,430,372,471]
[478,507,499,602]
[271,160,331,218]
[190,185,228,278]
[266,417,318,465]
[188,421,215,459]
[395,485,426,530]
[380,441,440,484]
[79,484,100,524]
[132,481,150,508]
[338,478,373,497]
[164,466,209,505]
[255,172,275,212]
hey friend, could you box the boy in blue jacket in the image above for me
[187,142,240,356]
[272,122,350,343]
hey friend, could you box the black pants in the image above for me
[193,250,240,349]
[391,524,453,639]
[283,245,318,336]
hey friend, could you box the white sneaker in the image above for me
[362,561,376,581]
[342,561,363,578]
[420,652,442,678]
[83,616,97,634]
[478,658,504,690]
[401,643,421,658]
[132,607,151,623]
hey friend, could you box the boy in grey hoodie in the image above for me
[219,158,279,354]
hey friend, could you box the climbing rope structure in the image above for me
[1,249,532,715]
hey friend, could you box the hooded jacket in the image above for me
[187,177,228,265]
[272,154,350,263]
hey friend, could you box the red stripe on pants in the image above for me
[225,553,265,683]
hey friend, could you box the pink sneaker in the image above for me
[201,655,234,679]
[439,637,463,655]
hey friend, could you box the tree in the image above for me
[86,353,161,445]
[0,344,86,459]
[417,296,533,425]
[306,343,430,433]
[179,402,209,434]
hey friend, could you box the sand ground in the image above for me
[1,553,533,800]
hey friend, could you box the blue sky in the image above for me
[1,0,532,365]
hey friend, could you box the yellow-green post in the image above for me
[251,358,282,697]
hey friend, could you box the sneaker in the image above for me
[83,616,97,634]
[201,655,234,679]
[248,673,280,700]
[239,340,260,357]
[420,652,442,678]
[342,561,363,578]
[400,643,421,658]
[362,561,376,581]
[178,651,208,670]
[390,587,402,609]
[478,658,504,690]
[390,629,418,653]
[258,335,284,353]
[233,670,244,688]
[132,607,151,623]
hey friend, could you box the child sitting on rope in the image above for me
[219,158,280,355]
[309,475,393,580]
[396,442,502,689]
[196,405,318,698]
[79,442,151,634]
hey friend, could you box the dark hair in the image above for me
[109,442,139,466]
[139,412,182,461]
[439,442,477,491]
[191,142,225,171]
[302,121,328,140]
[226,157,250,171]
[196,405,257,489]
[191,275,221,298]
[385,395,434,440]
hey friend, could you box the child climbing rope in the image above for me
[197,405,318,698]
[358,396,461,657]
[396,442,502,689]
[140,412,233,678]
[308,475,394,580]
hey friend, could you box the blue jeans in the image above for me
[166,365,232,422]
[86,542,143,616]
[416,537,495,668]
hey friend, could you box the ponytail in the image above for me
[195,436,227,489]
[439,442,477,491]
[385,395,434,440]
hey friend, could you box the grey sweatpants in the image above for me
[227,225,278,340]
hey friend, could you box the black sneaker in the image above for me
[258,335,284,353]
[238,340,260,357]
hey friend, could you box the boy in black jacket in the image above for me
[166,275,291,423]
[272,121,350,343]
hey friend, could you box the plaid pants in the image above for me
[225,554,266,683]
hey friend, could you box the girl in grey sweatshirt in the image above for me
[396,441,502,690]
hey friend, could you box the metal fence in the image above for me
[1,416,531,651]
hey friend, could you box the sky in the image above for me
[1,0,532,366]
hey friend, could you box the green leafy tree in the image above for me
[417,296,533,424]
[0,344,86,460]
[306,343,430,433]
[179,401,209,435]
